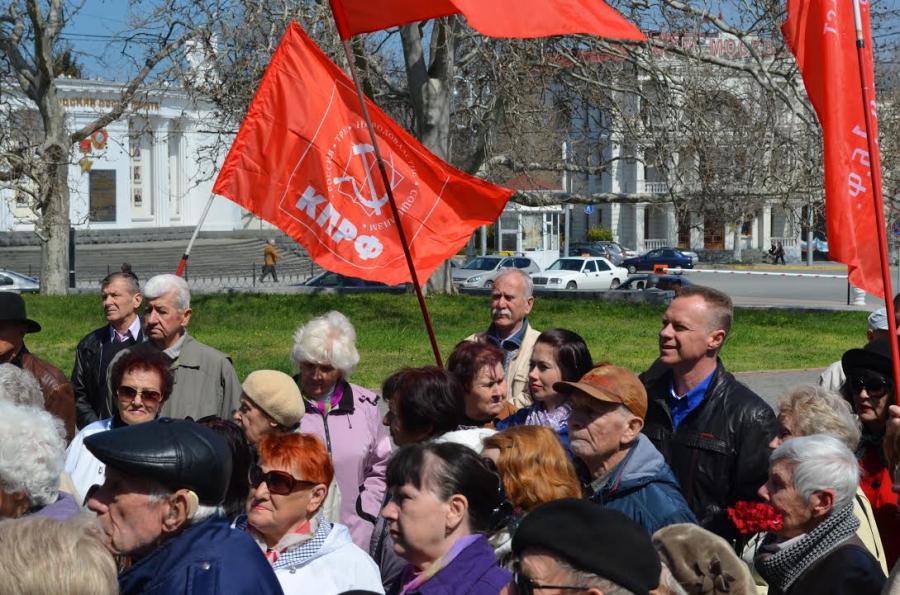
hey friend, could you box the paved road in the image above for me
[735,367,824,410]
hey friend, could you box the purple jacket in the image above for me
[32,492,80,521]
[299,381,392,552]
[390,535,512,595]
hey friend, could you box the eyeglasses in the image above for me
[115,385,163,404]
[513,562,588,595]
[850,375,889,398]
[248,465,318,496]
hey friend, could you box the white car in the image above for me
[531,257,629,290]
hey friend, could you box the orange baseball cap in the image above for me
[555,363,648,419]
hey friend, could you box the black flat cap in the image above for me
[85,418,232,505]
[842,338,895,378]
[0,292,40,333]
[513,499,661,595]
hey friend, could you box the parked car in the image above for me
[295,271,406,294]
[622,248,694,273]
[566,242,624,265]
[0,270,39,293]
[616,274,693,294]
[531,257,628,290]
[452,255,541,289]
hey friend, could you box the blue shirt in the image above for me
[668,369,715,430]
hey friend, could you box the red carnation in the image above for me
[727,501,783,535]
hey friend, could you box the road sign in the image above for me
[892,219,900,237]
[584,205,594,215]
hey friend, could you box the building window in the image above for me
[89,170,116,222]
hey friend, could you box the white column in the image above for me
[690,212,704,250]
[665,203,677,246]
[151,118,170,227]
[635,203,646,252]
[761,204,772,250]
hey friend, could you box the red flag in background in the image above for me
[782,0,885,297]
[328,0,645,42]
[213,22,512,286]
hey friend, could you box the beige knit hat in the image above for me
[652,524,756,595]
[241,370,304,428]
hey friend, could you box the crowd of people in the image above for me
[2,264,900,594]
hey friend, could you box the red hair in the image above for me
[257,433,334,486]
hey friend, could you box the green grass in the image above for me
[24,293,865,388]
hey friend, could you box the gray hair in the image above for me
[555,555,634,595]
[0,514,118,595]
[494,268,534,299]
[776,385,861,451]
[0,364,44,408]
[146,485,223,525]
[770,434,858,511]
[0,403,65,507]
[292,310,360,377]
[143,274,191,311]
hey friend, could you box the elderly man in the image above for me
[72,266,143,428]
[232,369,303,445]
[755,434,885,595]
[139,274,241,420]
[466,269,540,408]
[506,498,662,595]
[85,418,282,594]
[0,292,75,441]
[558,363,695,534]
[641,285,776,539]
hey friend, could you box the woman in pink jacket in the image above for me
[293,310,393,553]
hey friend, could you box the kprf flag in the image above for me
[213,22,512,286]
[782,0,885,297]
[328,0,645,41]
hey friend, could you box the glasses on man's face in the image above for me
[513,562,588,595]
[850,375,889,398]
[248,465,318,496]
[115,385,163,405]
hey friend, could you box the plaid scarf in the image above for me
[238,513,332,571]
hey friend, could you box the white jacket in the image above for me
[274,523,384,595]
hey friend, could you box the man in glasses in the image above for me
[504,498,661,595]
[85,418,282,594]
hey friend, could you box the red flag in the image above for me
[212,22,512,286]
[328,0,644,42]
[782,0,884,297]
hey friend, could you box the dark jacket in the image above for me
[767,536,885,595]
[641,359,777,539]
[389,535,511,595]
[71,325,141,428]
[14,347,76,442]
[118,515,283,595]
[589,434,697,534]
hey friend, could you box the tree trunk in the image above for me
[39,157,70,295]
[731,224,743,263]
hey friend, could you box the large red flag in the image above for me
[213,22,512,286]
[782,0,885,297]
[328,0,645,42]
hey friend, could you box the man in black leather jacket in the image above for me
[641,285,776,540]
[71,267,143,428]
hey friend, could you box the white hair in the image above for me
[292,311,360,377]
[143,274,191,310]
[0,364,44,408]
[494,268,534,298]
[146,486,224,524]
[0,402,65,507]
[776,385,861,451]
[770,434,859,511]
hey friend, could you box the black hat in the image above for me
[842,338,895,378]
[0,292,40,333]
[513,498,660,595]
[85,418,232,505]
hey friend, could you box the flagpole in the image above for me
[175,193,216,277]
[852,0,900,399]
[326,28,442,367]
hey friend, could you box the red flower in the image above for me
[727,501,784,535]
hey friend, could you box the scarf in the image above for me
[310,383,344,416]
[247,514,321,565]
[524,400,571,433]
[398,534,481,595]
[755,503,859,592]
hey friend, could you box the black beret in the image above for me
[842,338,895,378]
[513,499,660,595]
[85,418,232,505]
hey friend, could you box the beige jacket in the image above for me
[467,324,541,409]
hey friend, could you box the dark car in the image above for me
[295,271,407,294]
[616,274,692,294]
[622,248,693,273]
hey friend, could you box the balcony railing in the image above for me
[639,181,669,194]
[644,238,669,250]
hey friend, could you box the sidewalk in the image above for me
[735,368,824,409]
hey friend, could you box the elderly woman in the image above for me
[447,341,517,428]
[496,328,593,450]
[238,432,383,594]
[755,434,885,594]
[0,401,76,520]
[64,344,173,503]
[293,311,391,551]
[383,442,512,595]
[0,362,44,407]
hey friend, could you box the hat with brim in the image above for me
[0,292,40,333]
[555,363,647,419]
[842,338,894,379]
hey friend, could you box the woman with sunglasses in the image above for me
[236,432,384,594]
[64,344,173,503]
[841,339,900,566]
[383,441,512,595]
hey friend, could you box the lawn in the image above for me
[24,293,866,389]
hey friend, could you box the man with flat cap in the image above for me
[557,363,696,534]
[504,498,662,595]
[85,418,282,594]
[0,291,75,441]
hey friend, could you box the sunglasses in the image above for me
[850,375,889,398]
[115,385,163,404]
[513,562,587,595]
[248,465,318,496]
